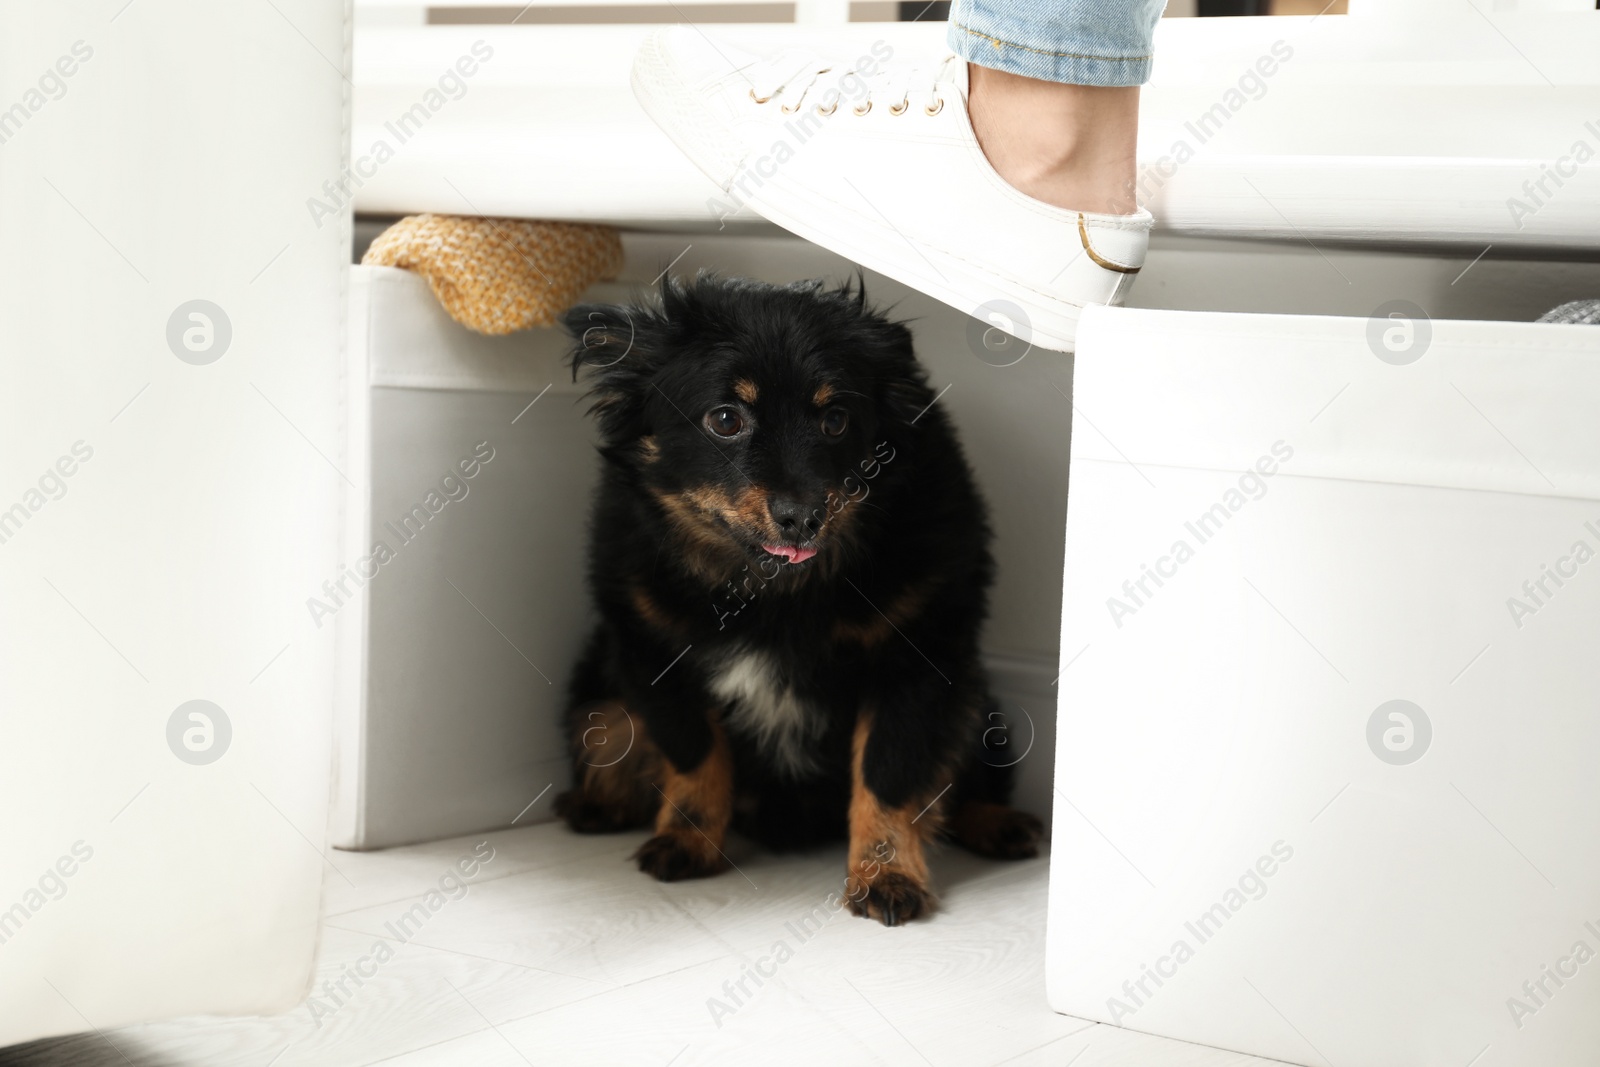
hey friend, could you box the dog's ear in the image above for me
[836,280,930,427]
[876,334,935,427]
[564,301,662,443]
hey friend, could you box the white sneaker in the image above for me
[631,28,1151,353]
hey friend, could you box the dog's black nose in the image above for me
[768,494,823,539]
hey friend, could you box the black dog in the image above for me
[553,275,1042,925]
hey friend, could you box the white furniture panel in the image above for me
[1048,306,1600,1067]
[0,0,349,1046]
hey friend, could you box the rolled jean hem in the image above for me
[948,21,1153,87]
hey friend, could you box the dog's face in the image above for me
[567,276,931,581]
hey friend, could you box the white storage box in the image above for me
[1049,306,1600,1066]
[333,266,597,849]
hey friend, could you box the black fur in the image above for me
[555,274,1040,915]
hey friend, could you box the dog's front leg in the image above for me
[845,704,947,925]
[633,709,733,882]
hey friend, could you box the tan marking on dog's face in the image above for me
[656,489,736,547]
[729,484,772,532]
[639,436,660,463]
[733,379,759,405]
[656,481,857,585]
[655,487,726,542]
[678,485,778,540]
[652,486,757,584]
[813,383,835,406]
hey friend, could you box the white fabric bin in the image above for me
[333,266,598,849]
[1048,306,1600,1067]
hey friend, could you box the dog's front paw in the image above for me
[634,831,725,882]
[845,870,932,926]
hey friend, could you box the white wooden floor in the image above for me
[8,823,1285,1067]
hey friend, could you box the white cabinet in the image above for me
[1048,306,1600,1066]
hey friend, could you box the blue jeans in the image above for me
[948,0,1168,87]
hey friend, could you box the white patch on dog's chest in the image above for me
[706,649,822,776]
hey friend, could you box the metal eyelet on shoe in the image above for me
[888,97,909,116]
[749,88,773,105]
[852,100,872,116]
[925,97,944,116]
[816,100,838,116]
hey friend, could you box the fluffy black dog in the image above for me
[553,274,1042,925]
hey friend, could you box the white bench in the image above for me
[346,13,1600,243]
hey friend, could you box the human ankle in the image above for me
[966,64,1140,216]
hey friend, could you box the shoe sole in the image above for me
[632,34,1086,354]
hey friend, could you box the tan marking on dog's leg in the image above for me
[844,713,936,924]
[557,702,661,833]
[635,718,733,881]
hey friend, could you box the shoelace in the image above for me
[749,54,959,118]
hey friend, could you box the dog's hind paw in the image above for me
[634,831,726,882]
[556,790,647,834]
[950,802,1044,860]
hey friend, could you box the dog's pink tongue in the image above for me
[764,545,817,564]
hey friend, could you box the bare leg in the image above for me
[967,65,1140,216]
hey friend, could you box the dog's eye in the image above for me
[705,406,745,438]
[821,407,849,437]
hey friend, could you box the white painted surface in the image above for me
[1050,306,1600,1066]
[0,0,349,1048]
[348,14,1600,246]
